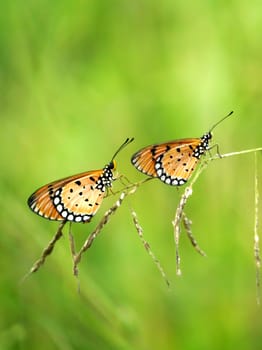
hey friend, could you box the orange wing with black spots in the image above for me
[28,138,134,223]
[131,112,234,186]
[131,134,212,186]
[131,143,171,177]
[28,169,109,223]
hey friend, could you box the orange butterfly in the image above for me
[131,112,233,186]
[28,138,134,223]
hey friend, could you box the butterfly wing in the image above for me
[131,143,170,177]
[28,170,106,222]
[131,138,205,186]
[155,141,202,185]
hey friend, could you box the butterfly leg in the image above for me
[21,220,67,282]
[106,176,138,198]
[130,208,170,287]
[208,143,222,158]
[118,174,135,187]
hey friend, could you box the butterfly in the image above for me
[28,138,134,223]
[131,112,233,186]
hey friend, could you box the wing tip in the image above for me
[27,193,36,209]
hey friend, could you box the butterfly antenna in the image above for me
[111,137,134,161]
[209,111,234,132]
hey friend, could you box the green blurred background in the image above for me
[1,1,262,349]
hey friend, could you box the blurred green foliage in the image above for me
[1,1,262,349]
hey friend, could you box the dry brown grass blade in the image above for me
[172,186,193,275]
[254,152,261,305]
[73,190,130,272]
[172,147,262,277]
[130,208,170,287]
[68,222,81,292]
[182,213,206,257]
[21,220,66,282]
[68,222,79,277]
[72,179,152,273]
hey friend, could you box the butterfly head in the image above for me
[108,159,117,171]
[100,138,134,187]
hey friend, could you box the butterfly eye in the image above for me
[109,160,117,170]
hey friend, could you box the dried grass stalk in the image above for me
[21,220,66,282]
[254,152,261,304]
[130,208,170,286]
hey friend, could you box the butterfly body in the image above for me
[131,132,212,186]
[28,162,115,223]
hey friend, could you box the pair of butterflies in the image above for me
[28,112,233,223]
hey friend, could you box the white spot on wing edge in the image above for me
[172,179,178,185]
[83,215,91,221]
[61,210,68,218]
[67,214,74,221]
[157,168,163,176]
[53,197,60,205]
[75,216,82,223]
[56,204,63,213]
